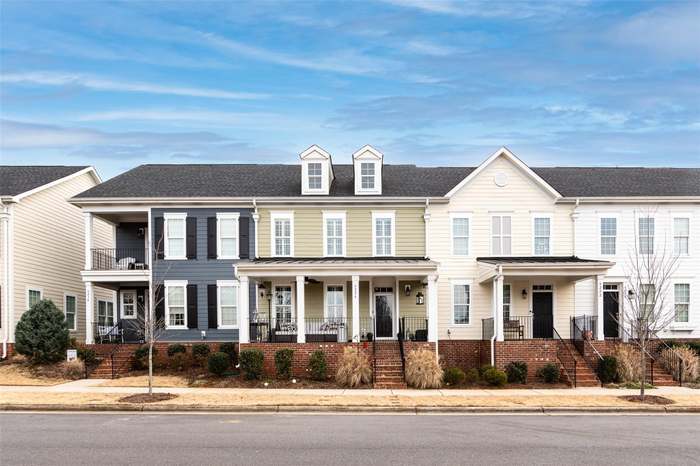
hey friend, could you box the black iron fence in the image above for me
[249,316,298,343]
[93,320,144,344]
[571,315,598,355]
[482,315,555,340]
[305,317,347,343]
[399,317,428,342]
[91,248,148,271]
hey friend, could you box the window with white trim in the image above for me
[491,215,512,255]
[218,281,239,329]
[452,282,470,325]
[97,300,115,326]
[640,283,655,319]
[533,216,551,255]
[326,285,344,320]
[274,286,293,323]
[503,284,511,322]
[360,162,375,190]
[452,216,470,256]
[64,294,77,331]
[600,217,617,255]
[373,212,394,256]
[164,213,186,259]
[27,288,42,308]
[638,217,654,255]
[165,282,187,329]
[673,217,690,256]
[271,213,293,257]
[674,284,690,323]
[307,162,322,190]
[324,212,345,257]
[217,213,239,259]
[121,290,137,319]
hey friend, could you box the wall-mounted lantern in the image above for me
[415,291,425,305]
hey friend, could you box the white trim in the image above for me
[637,214,656,255]
[490,214,512,256]
[503,283,512,321]
[120,289,137,319]
[217,280,240,329]
[96,298,116,326]
[324,282,347,320]
[26,286,43,309]
[372,210,395,257]
[164,280,188,330]
[671,214,692,257]
[598,213,620,257]
[272,283,295,323]
[671,281,691,325]
[445,147,562,199]
[216,212,240,260]
[270,211,294,257]
[163,212,187,260]
[322,211,347,257]
[450,212,472,257]
[355,160,381,195]
[531,213,553,256]
[450,279,472,326]
[63,293,78,331]
[12,167,101,202]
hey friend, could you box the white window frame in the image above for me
[306,162,323,191]
[270,211,294,257]
[451,279,472,326]
[671,282,690,324]
[638,216,655,255]
[324,283,347,320]
[164,280,188,330]
[64,293,78,331]
[273,284,295,324]
[599,214,619,256]
[217,280,239,329]
[372,211,395,257]
[323,211,346,257]
[503,283,512,322]
[359,161,378,192]
[532,213,553,256]
[490,214,512,256]
[97,299,115,326]
[217,212,240,260]
[26,287,43,309]
[672,215,691,257]
[450,213,471,257]
[163,212,187,260]
[120,289,137,319]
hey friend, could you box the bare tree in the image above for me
[134,291,166,396]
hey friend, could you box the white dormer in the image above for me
[300,145,334,195]
[353,145,383,195]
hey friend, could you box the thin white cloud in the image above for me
[0,72,268,100]
[380,0,588,19]
[402,40,457,57]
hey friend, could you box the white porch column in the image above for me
[352,275,360,342]
[495,275,504,342]
[239,275,250,343]
[84,212,93,270]
[595,274,605,341]
[85,282,94,344]
[423,211,431,259]
[251,212,260,259]
[427,275,438,343]
[296,275,305,343]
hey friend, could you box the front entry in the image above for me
[532,286,553,338]
[603,285,620,338]
[374,291,394,339]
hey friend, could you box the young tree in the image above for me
[133,291,166,396]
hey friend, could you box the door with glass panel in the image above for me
[374,289,394,339]
[273,286,295,341]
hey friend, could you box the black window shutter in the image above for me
[186,217,197,260]
[207,217,217,259]
[239,216,250,259]
[187,284,198,329]
[154,285,165,327]
[154,217,164,260]
[207,284,218,329]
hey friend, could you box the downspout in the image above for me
[423,198,430,259]
[490,265,503,366]
[1,202,12,359]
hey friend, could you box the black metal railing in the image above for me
[656,344,686,386]
[398,317,428,342]
[305,317,347,343]
[358,317,375,342]
[249,316,298,343]
[617,323,657,386]
[482,315,555,340]
[554,327,577,388]
[89,321,126,379]
[482,318,494,341]
[91,248,148,271]
[570,316,603,380]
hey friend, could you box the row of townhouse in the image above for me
[2,147,699,381]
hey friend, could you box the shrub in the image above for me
[479,364,494,378]
[465,368,480,384]
[131,345,157,370]
[239,349,265,380]
[77,347,97,366]
[443,367,466,386]
[192,344,211,365]
[615,345,642,382]
[505,361,528,384]
[405,348,443,389]
[537,363,560,384]
[660,345,699,383]
[274,348,294,379]
[218,342,237,366]
[167,344,186,357]
[336,347,372,388]
[207,352,230,376]
[169,352,192,372]
[59,360,85,379]
[483,367,507,387]
[308,350,327,381]
[14,299,69,364]
[597,356,619,384]
[68,337,78,349]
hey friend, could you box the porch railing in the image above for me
[91,248,148,271]
[482,315,555,340]
[554,327,577,388]
[305,317,347,343]
[398,317,428,342]
[249,316,298,343]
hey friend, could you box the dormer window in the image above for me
[308,163,322,190]
[300,145,334,195]
[360,162,375,190]
[353,145,383,195]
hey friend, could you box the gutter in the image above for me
[490,265,502,366]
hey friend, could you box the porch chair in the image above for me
[96,324,124,343]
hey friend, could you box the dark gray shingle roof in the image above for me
[1,166,89,197]
[477,256,611,264]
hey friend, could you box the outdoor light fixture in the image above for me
[521,289,528,300]
[628,289,635,298]
[404,284,412,296]
[415,291,425,305]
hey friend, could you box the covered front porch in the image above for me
[236,258,439,344]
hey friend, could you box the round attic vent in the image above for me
[494,172,508,187]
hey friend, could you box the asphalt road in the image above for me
[1,412,698,465]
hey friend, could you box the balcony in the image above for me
[91,248,148,271]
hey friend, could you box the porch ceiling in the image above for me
[236,257,438,278]
[476,256,614,284]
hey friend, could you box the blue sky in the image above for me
[1,0,698,179]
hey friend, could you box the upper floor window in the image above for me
[452,281,470,325]
[451,215,470,256]
[307,162,322,190]
[271,212,293,257]
[27,288,42,308]
[64,294,77,331]
[165,281,187,329]
[638,217,654,255]
[217,281,239,329]
[373,211,395,256]
[640,283,656,318]
[361,162,375,190]
[217,213,239,259]
[673,217,690,256]
[491,215,512,255]
[600,217,617,255]
[164,213,187,260]
[323,212,346,257]
[533,216,551,255]
[674,283,690,323]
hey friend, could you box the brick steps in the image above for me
[373,342,407,389]
[88,345,137,378]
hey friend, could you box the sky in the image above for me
[1,0,699,179]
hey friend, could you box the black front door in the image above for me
[604,291,619,338]
[532,292,553,338]
[375,294,393,338]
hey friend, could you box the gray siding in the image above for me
[116,222,146,251]
[151,208,254,341]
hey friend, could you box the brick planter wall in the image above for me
[437,340,484,370]
[494,339,559,373]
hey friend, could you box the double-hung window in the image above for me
[373,212,394,256]
[452,215,470,256]
[97,300,115,326]
[640,284,656,320]
[324,212,346,257]
[27,288,42,308]
[274,286,293,324]
[361,162,375,190]
[271,212,293,257]
[326,285,344,320]
[638,217,654,255]
[217,213,239,259]
[165,281,187,329]
[491,215,512,255]
[673,217,690,256]
[64,294,77,331]
[600,217,617,255]
[533,216,551,255]
[307,162,322,190]
[452,281,471,325]
[218,281,239,329]
[674,284,690,323]
[164,213,187,260]
[503,284,512,322]
[120,290,137,319]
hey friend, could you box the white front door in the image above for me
[374,292,394,339]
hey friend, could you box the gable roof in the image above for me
[0,166,92,198]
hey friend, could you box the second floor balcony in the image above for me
[91,247,148,271]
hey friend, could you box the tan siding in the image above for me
[398,280,426,318]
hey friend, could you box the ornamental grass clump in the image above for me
[615,345,642,383]
[405,348,443,389]
[660,346,699,383]
[336,347,372,388]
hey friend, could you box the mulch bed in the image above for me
[118,393,178,403]
[190,375,347,389]
[619,395,675,405]
[443,382,570,390]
